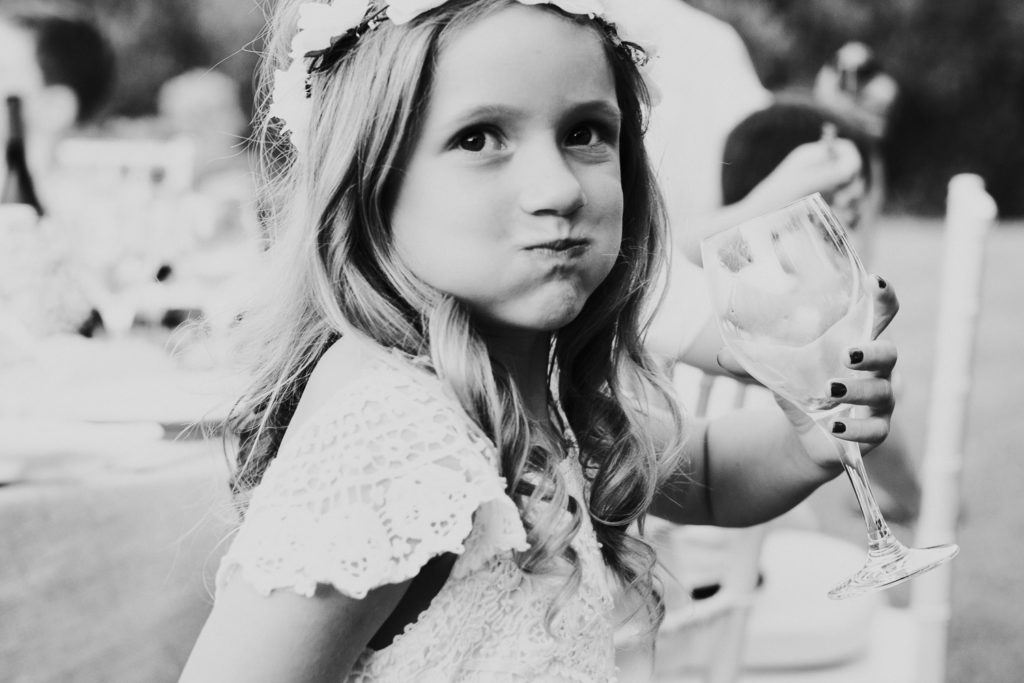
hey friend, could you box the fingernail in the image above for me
[876,275,887,289]
[831,421,847,434]
[830,382,847,398]
[848,349,864,364]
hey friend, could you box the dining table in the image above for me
[0,333,240,683]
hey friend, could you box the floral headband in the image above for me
[269,0,659,151]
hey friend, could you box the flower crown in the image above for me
[269,0,659,151]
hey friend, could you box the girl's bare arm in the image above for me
[179,578,409,683]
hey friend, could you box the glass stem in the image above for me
[835,436,901,557]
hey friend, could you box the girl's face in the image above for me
[389,5,624,336]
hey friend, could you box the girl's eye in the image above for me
[565,122,616,150]
[459,132,487,152]
[455,129,501,153]
[566,125,597,147]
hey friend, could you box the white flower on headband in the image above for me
[386,0,448,25]
[269,60,313,148]
[270,0,372,149]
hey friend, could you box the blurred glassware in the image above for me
[39,131,259,350]
[2,95,44,214]
[50,136,197,337]
[0,204,93,341]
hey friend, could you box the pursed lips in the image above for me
[524,237,590,255]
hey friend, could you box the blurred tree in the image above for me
[688,0,1024,215]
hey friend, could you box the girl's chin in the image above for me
[471,306,587,337]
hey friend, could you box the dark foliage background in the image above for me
[3,0,265,127]
[688,0,1024,215]
[7,0,1022,215]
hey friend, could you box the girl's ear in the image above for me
[36,83,79,134]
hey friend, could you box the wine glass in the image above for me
[700,193,958,599]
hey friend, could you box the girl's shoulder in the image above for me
[297,332,425,406]
[286,332,442,440]
[219,331,528,599]
[277,330,495,478]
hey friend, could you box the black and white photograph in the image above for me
[1,1,1021,681]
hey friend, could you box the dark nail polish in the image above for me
[830,382,847,398]
[832,421,847,434]
[876,276,887,289]
[849,349,864,364]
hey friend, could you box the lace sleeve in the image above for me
[216,359,528,599]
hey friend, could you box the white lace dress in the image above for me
[216,337,619,682]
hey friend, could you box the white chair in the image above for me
[614,515,772,683]
[909,173,994,682]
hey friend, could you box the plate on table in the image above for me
[0,419,168,485]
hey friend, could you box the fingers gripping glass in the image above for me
[701,193,958,599]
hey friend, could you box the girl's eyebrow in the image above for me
[567,100,622,124]
[442,99,622,127]
[444,103,522,127]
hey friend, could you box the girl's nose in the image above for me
[517,145,586,217]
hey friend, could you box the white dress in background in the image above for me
[216,334,619,682]
[608,0,773,367]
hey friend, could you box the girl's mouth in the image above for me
[527,238,590,255]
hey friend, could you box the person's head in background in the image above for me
[158,69,248,182]
[721,100,877,260]
[0,8,116,173]
[814,41,898,141]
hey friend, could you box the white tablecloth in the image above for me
[0,441,232,683]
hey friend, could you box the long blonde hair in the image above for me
[230,0,685,629]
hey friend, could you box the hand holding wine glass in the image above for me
[701,193,958,599]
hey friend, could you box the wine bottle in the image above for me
[2,95,44,215]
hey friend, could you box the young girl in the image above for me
[181,1,900,681]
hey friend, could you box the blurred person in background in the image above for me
[815,41,899,142]
[722,100,876,249]
[0,7,116,206]
[814,41,900,262]
[157,68,250,189]
[157,68,258,246]
[605,0,866,379]
[605,0,866,267]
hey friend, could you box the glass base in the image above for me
[828,541,960,600]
